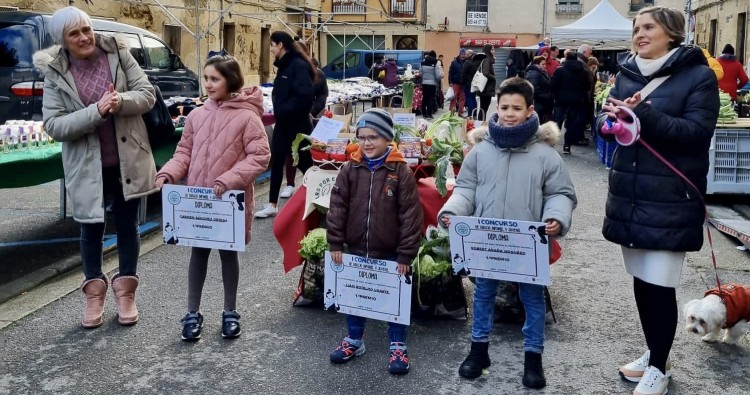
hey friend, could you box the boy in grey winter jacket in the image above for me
[438,77,576,388]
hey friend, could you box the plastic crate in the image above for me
[707,129,750,194]
[596,135,618,168]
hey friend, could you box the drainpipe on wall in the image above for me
[542,0,548,36]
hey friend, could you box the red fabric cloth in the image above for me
[274,185,322,273]
[417,178,453,234]
[275,177,452,272]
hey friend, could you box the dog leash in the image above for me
[636,139,723,294]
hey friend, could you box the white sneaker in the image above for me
[633,366,669,395]
[619,350,672,382]
[254,203,278,218]
[279,185,295,199]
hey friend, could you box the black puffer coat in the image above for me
[595,45,720,252]
[525,64,553,116]
[550,58,590,106]
[272,52,314,144]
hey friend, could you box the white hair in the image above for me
[49,6,93,46]
[577,44,592,54]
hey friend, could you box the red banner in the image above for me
[459,38,517,48]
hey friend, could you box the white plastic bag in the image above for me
[445,86,455,101]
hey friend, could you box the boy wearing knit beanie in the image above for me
[326,108,423,375]
[438,78,577,388]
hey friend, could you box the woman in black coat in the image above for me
[475,44,496,121]
[525,56,554,122]
[255,31,316,218]
[596,7,719,393]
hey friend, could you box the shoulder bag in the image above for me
[470,60,488,93]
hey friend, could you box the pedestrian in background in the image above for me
[597,7,719,395]
[550,50,591,154]
[461,49,478,117]
[449,49,467,115]
[544,46,560,76]
[255,31,316,218]
[155,55,271,341]
[525,56,554,123]
[420,50,441,119]
[476,44,497,121]
[437,54,446,109]
[327,108,422,375]
[717,44,749,101]
[439,78,576,389]
[35,6,157,329]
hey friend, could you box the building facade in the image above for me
[4,0,319,86]
[317,0,425,66]
[423,0,685,72]
[691,0,749,65]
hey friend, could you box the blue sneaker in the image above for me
[388,342,410,375]
[330,337,365,363]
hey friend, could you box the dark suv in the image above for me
[0,10,199,124]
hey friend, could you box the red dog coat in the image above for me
[704,284,750,328]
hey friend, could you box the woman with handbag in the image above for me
[472,45,496,121]
[596,7,719,394]
[34,6,158,328]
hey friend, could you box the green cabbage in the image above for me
[299,228,329,262]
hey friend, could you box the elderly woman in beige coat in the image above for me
[33,6,157,329]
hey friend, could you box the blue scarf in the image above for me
[488,112,540,149]
[363,146,392,171]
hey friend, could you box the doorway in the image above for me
[260,27,270,84]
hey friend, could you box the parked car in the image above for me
[321,49,423,80]
[0,10,199,124]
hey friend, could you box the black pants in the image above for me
[270,129,312,204]
[81,167,140,280]
[479,95,492,121]
[554,105,586,147]
[422,84,437,117]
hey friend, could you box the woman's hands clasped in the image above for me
[97,84,121,117]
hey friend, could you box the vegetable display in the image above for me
[424,112,466,196]
[298,228,329,262]
[402,82,415,109]
[718,91,737,124]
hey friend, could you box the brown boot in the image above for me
[112,274,139,325]
[81,276,108,329]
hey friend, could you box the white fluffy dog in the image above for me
[683,284,750,344]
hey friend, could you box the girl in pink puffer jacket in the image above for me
[155,55,270,341]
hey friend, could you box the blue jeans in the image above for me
[463,84,477,116]
[471,277,546,354]
[346,315,407,343]
[80,167,141,280]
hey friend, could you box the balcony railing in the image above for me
[391,0,416,18]
[556,2,583,15]
[332,0,366,14]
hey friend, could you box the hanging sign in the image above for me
[459,38,517,47]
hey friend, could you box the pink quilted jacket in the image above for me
[156,87,271,243]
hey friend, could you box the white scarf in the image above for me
[634,48,679,77]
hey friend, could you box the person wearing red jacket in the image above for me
[717,44,749,101]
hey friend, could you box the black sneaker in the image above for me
[221,310,241,339]
[563,145,571,155]
[181,311,203,342]
[458,341,491,379]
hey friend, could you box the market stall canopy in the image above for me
[550,0,633,50]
